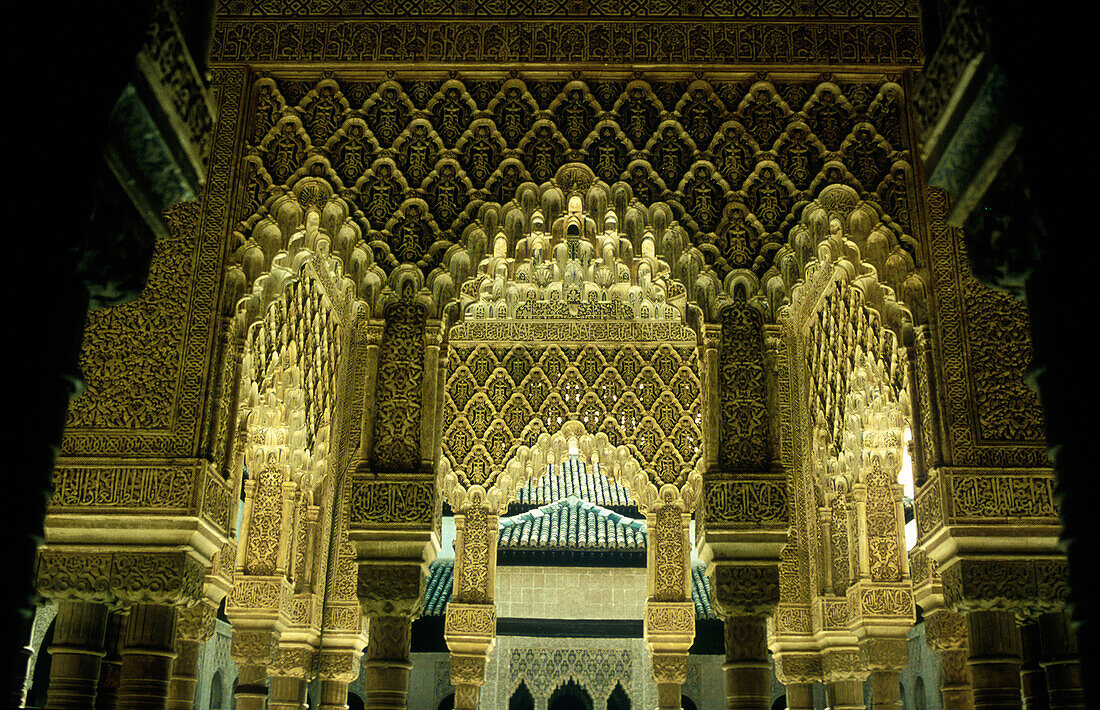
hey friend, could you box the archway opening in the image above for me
[549,678,594,710]
[510,680,536,710]
[607,683,631,710]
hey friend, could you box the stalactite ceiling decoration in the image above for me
[235,73,918,292]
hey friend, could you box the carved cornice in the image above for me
[210,20,922,67]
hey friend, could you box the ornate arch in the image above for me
[771,184,915,686]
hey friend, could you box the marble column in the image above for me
[723,615,770,710]
[95,610,125,710]
[233,664,268,710]
[925,607,974,710]
[1020,622,1050,710]
[363,615,413,710]
[825,680,864,710]
[117,603,178,710]
[966,610,1023,710]
[167,601,216,710]
[785,682,814,710]
[1038,610,1085,710]
[268,676,307,710]
[319,679,350,710]
[165,638,201,710]
[652,653,688,710]
[870,671,902,710]
[45,600,110,710]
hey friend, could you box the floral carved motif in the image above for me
[718,295,768,470]
[925,187,1047,467]
[373,300,427,472]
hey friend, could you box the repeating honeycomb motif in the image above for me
[241,75,914,280]
[442,343,701,489]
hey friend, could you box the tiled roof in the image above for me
[497,496,646,551]
[423,558,453,616]
[691,563,718,620]
[422,560,717,620]
[513,458,635,510]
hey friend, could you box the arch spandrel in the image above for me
[438,163,704,515]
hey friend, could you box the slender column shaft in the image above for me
[870,671,902,710]
[656,680,682,710]
[453,683,481,710]
[1021,623,1050,710]
[364,616,413,710]
[966,610,1023,710]
[166,638,201,710]
[319,679,350,710]
[723,616,770,710]
[651,653,688,710]
[826,680,864,710]
[926,608,974,710]
[785,682,814,710]
[268,676,306,710]
[117,603,178,710]
[233,664,267,710]
[940,647,976,710]
[1038,611,1085,710]
[95,610,125,710]
[45,600,110,710]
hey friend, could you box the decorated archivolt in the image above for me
[225,175,367,670]
[432,164,705,515]
[771,184,915,674]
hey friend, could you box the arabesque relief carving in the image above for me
[34,47,1074,707]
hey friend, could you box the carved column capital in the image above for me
[858,637,909,673]
[712,563,782,618]
[268,644,314,680]
[925,607,970,652]
[356,563,425,618]
[941,557,1068,620]
[230,629,278,668]
[315,650,362,683]
[176,600,217,642]
[772,651,824,685]
[449,654,489,710]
